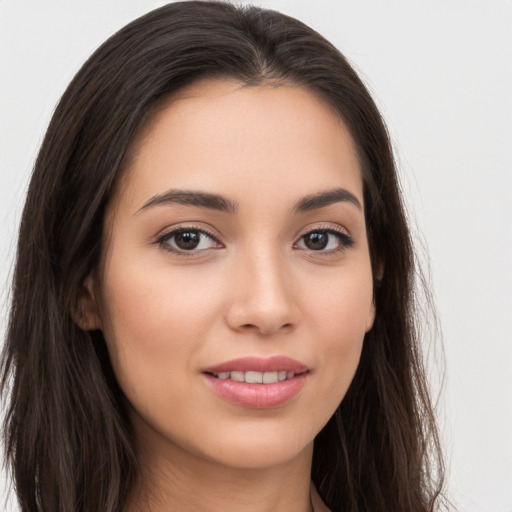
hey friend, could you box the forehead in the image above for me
[114,79,363,212]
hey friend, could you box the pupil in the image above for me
[306,232,328,250]
[176,231,200,250]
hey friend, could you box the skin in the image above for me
[80,80,375,512]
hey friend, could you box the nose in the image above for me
[224,250,300,336]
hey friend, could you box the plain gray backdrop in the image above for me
[1,1,511,510]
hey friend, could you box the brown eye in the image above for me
[296,229,355,253]
[157,228,221,253]
[303,232,329,250]
[174,230,201,250]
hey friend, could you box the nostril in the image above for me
[244,322,295,336]
[224,293,300,335]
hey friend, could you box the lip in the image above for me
[202,356,309,374]
[202,356,309,409]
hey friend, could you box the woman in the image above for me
[1,2,445,511]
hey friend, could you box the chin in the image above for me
[199,432,315,471]
[136,409,318,472]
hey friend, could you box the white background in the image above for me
[1,1,511,511]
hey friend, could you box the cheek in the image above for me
[304,263,373,402]
[98,255,224,394]
[103,251,220,333]
[309,261,373,335]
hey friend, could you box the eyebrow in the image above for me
[294,188,362,212]
[138,189,238,214]
[137,187,362,215]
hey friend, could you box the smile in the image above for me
[202,356,309,409]
[209,370,303,383]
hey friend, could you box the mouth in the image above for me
[201,356,309,409]
[205,369,307,384]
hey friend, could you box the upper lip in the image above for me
[202,356,309,374]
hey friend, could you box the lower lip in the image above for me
[203,373,308,409]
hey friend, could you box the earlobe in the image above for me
[72,275,103,331]
[365,300,376,333]
[365,263,383,332]
[374,261,384,284]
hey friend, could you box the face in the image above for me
[85,80,375,471]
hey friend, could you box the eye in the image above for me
[296,229,354,253]
[156,228,221,253]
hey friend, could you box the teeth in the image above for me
[213,370,300,383]
[245,371,263,384]
[262,371,278,384]
[231,371,245,382]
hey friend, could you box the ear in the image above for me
[374,261,384,283]
[72,275,103,331]
[365,262,384,333]
[365,299,376,333]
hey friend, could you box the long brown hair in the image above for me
[1,2,445,511]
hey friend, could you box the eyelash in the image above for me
[154,225,355,256]
[295,226,355,255]
[155,226,220,255]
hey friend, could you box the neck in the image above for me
[125,416,315,512]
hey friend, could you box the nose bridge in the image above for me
[225,243,299,335]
